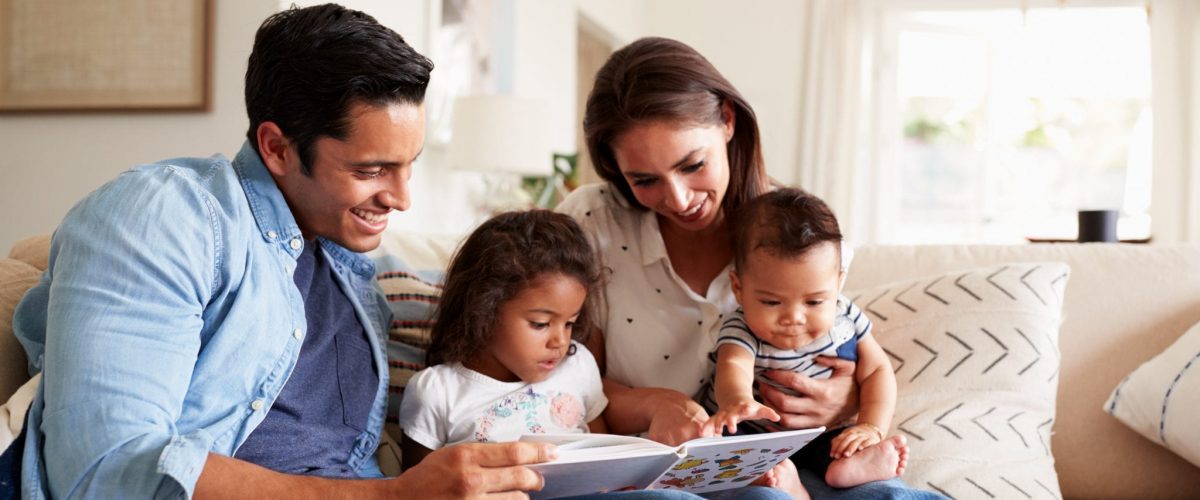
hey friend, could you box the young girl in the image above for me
[398,210,608,468]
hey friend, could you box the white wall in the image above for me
[0,0,277,252]
[639,1,808,186]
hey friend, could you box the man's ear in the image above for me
[256,121,292,177]
[729,269,744,306]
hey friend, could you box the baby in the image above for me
[699,188,908,495]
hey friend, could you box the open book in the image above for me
[520,427,824,498]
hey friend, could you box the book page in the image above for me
[529,452,680,499]
[649,427,825,494]
[519,433,669,461]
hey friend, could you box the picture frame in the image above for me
[0,0,212,112]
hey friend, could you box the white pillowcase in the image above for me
[1105,319,1200,468]
[846,261,1070,500]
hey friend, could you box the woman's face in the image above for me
[611,112,733,233]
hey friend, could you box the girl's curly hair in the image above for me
[426,210,601,366]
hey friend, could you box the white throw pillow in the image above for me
[1105,319,1200,469]
[845,262,1070,500]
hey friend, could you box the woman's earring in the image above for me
[567,344,578,356]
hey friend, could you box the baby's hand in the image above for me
[830,423,883,458]
[702,400,780,437]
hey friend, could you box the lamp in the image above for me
[447,95,554,214]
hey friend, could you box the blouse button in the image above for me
[290,239,303,250]
[251,399,264,411]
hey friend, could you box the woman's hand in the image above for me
[758,356,858,429]
[647,395,710,446]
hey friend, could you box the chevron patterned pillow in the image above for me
[845,261,1070,500]
[1105,318,1200,469]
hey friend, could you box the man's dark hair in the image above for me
[426,210,601,367]
[244,3,434,175]
[732,188,843,274]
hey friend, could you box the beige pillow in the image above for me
[0,258,40,401]
[845,262,1070,499]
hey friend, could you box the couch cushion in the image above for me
[846,244,1200,499]
[1105,318,1200,469]
[845,262,1069,499]
[0,258,40,400]
[8,234,50,271]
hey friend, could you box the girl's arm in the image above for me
[400,432,435,471]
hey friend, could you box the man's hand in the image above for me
[702,400,780,437]
[647,397,709,446]
[758,356,858,429]
[394,442,556,499]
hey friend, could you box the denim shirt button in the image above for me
[267,230,278,240]
[290,239,302,250]
[251,399,264,411]
[292,328,303,340]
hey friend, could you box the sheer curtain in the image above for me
[1150,0,1200,243]
[793,0,875,243]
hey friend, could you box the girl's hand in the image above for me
[830,423,883,458]
[702,400,780,437]
[758,356,858,429]
[647,397,709,446]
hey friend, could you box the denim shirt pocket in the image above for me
[334,335,377,431]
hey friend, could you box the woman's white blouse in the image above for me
[557,183,735,397]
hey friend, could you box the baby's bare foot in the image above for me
[825,435,908,488]
[765,459,809,500]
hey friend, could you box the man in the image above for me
[10,4,552,498]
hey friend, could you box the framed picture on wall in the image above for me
[0,0,212,112]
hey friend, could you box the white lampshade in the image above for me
[446,95,554,177]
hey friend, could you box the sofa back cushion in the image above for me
[845,244,1200,500]
[845,262,1069,499]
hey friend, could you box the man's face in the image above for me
[273,101,425,252]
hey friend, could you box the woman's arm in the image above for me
[757,356,859,429]
[602,379,708,445]
[586,327,707,445]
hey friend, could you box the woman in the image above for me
[558,37,937,499]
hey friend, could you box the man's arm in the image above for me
[197,443,555,499]
[29,170,220,498]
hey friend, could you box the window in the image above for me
[873,5,1152,243]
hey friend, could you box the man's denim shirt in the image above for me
[13,142,392,499]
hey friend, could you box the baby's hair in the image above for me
[426,210,601,366]
[732,187,843,274]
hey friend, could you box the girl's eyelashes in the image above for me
[528,321,550,330]
[759,299,781,306]
[682,160,705,173]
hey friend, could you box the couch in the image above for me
[3,233,1199,499]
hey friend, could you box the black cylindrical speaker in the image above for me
[1077,210,1118,243]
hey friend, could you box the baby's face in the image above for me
[731,242,843,350]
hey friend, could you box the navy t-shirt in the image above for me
[235,241,379,477]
